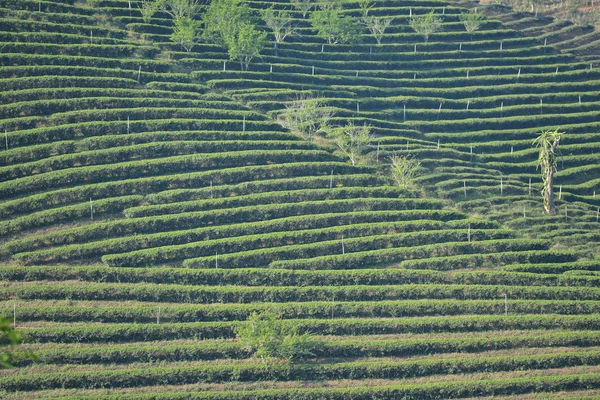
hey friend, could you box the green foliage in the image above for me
[1,317,36,369]
[227,23,266,71]
[358,0,393,45]
[291,0,312,18]
[533,128,564,214]
[235,312,314,362]
[310,1,361,44]
[138,0,161,23]
[328,122,372,166]
[159,0,201,19]
[410,10,443,42]
[262,7,295,43]
[279,97,334,140]
[171,16,201,52]
[389,154,421,189]
[201,0,264,70]
[459,9,486,34]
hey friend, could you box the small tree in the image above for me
[389,154,421,188]
[292,0,313,18]
[328,122,372,166]
[310,1,361,44]
[357,0,393,45]
[410,10,443,42]
[459,10,486,36]
[235,312,314,362]
[533,128,563,215]
[159,0,200,19]
[1,317,37,369]
[202,0,253,47]
[280,97,334,140]
[262,7,296,43]
[171,15,201,51]
[139,0,161,23]
[227,22,266,71]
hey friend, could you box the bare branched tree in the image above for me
[389,154,421,188]
[279,97,334,140]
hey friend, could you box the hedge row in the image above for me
[0,150,334,198]
[256,240,553,271]
[110,228,510,268]
[44,373,600,400]
[1,140,315,182]
[0,195,143,237]
[15,315,600,343]
[16,280,600,303]
[6,299,600,324]
[124,186,408,218]
[12,217,462,264]
[2,350,600,391]
[0,162,367,222]
[17,330,600,366]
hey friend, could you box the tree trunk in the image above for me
[545,162,555,215]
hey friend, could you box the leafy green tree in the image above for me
[262,7,296,43]
[171,16,201,51]
[459,9,486,35]
[160,0,200,19]
[358,0,393,45]
[228,23,266,71]
[389,154,421,188]
[202,0,264,70]
[235,312,314,362]
[139,0,161,23]
[1,317,36,369]
[410,10,443,42]
[328,122,372,166]
[279,97,334,140]
[202,0,254,47]
[292,0,313,18]
[310,1,361,44]
[533,128,563,215]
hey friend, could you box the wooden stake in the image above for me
[215,250,218,268]
[466,100,470,111]
[137,66,141,83]
[403,104,406,121]
[544,38,547,46]
[517,67,521,79]
[376,142,380,163]
[321,44,324,53]
[438,102,442,113]
[437,139,440,149]
[464,180,467,199]
[414,44,417,53]
[356,103,360,115]
[331,294,335,320]
[467,223,471,242]
[127,116,130,134]
[223,61,226,71]
[466,70,469,79]
[4,130,7,150]
[157,307,160,324]
[500,178,503,195]
[459,42,462,51]
[504,293,508,316]
[341,235,345,254]
[523,206,526,218]
[511,145,513,154]
[242,116,246,132]
[555,66,559,75]
[329,170,333,189]
[500,42,503,51]
[270,64,273,73]
[540,98,543,114]
[210,181,213,198]
[565,205,568,217]
[559,185,562,200]
[13,304,16,329]
[312,65,315,76]
[596,207,599,223]
[90,31,93,45]
[90,198,93,220]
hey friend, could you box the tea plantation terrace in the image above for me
[1,0,600,398]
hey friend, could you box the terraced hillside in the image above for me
[1,0,600,398]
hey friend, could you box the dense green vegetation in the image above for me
[0,0,599,398]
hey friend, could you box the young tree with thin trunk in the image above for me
[533,128,563,215]
[389,154,421,188]
[160,0,200,19]
[292,0,313,18]
[279,97,334,141]
[358,0,393,44]
[139,0,161,23]
[459,9,486,36]
[262,7,296,43]
[310,1,361,44]
[171,15,201,52]
[328,122,372,166]
[410,10,443,42]
[227,22,266,71]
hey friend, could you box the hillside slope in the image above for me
[1,0,600,398]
